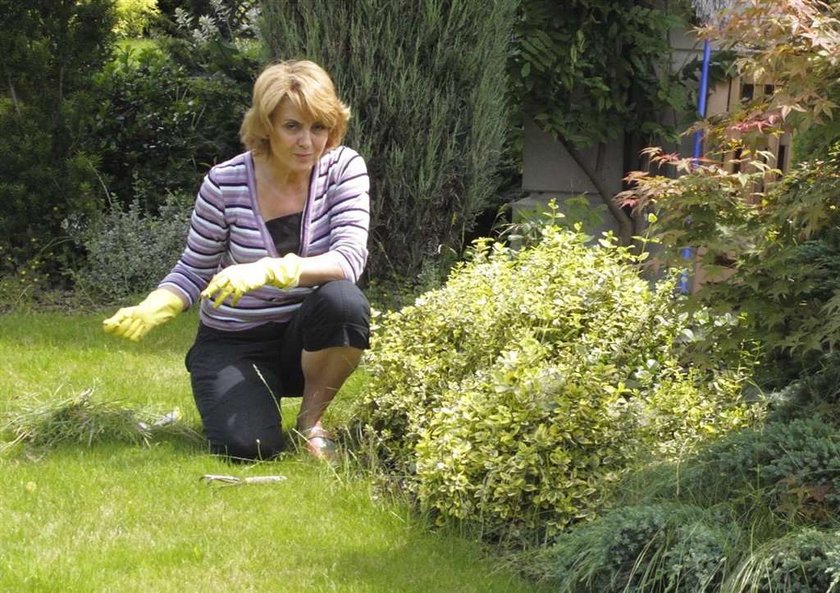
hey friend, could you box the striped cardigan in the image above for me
[160,146,370,331]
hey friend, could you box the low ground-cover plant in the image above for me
[526,503,738,593]
[528,501,840,593]
[528,404,840,591]
[352,223,760,546]
[728,528,840,593]
[674,417,840,527]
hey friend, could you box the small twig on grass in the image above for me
[200,474,287,487]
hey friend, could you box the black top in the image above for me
[264,212,302,256]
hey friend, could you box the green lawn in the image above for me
[0,311,549,593]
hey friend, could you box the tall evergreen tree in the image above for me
[261,0,517,279]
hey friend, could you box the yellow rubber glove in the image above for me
[102,288,185,342]
[201,254,302,308]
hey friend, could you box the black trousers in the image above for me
[185,280,370,460]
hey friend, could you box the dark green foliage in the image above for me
[527,416,840,592]
[601,415,840,558]
[510,0,691,148]
[85,1,260,213]
[0,102,101,274]
[531,503,840,593]
[353,224,757,546]
[84,47,252,212]
[157,0,214,19]
[792,86,840,164]
[52,1,260,300]
[162,0,260,76]
[157,0,254,27]
[0,0,115,109]
[766,352,840,425]
[0,0,258,292]
[0,0,115,276]
[261,0,516,278]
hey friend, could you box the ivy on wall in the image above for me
[509,0,695,241]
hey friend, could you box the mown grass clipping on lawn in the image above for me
[0,310,550,593]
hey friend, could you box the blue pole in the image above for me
[679,39,713,294]
[692,40,713,161]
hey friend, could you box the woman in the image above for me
[103,60,371,462]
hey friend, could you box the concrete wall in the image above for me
[519,118,625,236]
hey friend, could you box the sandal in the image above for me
[297,426,338,463]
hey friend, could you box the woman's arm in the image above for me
[309,149,370,284]
[296,252,348,286]
[159,170,229,306]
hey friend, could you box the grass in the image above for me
[0,310,550,593]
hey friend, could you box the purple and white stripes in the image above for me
[159,146,370,331]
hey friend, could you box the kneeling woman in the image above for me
[103,60,371,462]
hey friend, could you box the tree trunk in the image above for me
[7,77,21,117]
[559,137,633,244]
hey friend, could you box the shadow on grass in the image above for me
[321,541,549,593]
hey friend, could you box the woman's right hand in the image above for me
[201,254,302,307]
[103,288,185,341]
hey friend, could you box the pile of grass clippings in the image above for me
[1,388,202,455]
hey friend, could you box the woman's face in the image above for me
[268,97,330,174]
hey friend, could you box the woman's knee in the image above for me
[306,280,370,327]
[193,371,286,460]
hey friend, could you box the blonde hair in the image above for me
[239,60,351,157]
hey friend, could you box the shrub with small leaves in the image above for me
[85,44,252,213]
[353,224,759,545]
[415,338,639,541]
[67,192,192,303]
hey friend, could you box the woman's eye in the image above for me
[313,123,327,132]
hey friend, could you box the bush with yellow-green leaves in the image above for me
[114,0,160,37]
[353,224,762,546]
